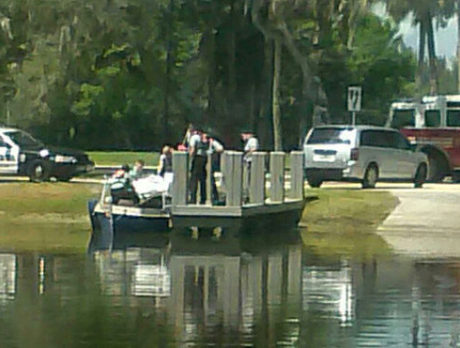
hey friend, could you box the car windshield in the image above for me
[307,127,354,144]
[5,130,43,147]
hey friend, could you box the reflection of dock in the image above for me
[166,233,302,343]
[0,254,15,301]
[88,230,303,345]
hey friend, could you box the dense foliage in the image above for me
[0,0,435,150]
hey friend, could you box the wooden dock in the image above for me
[171,150,305,230]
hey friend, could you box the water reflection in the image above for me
[0,254,15,301]
[1,230,460,346]
[90,230,303,346]
[302,260,354,326]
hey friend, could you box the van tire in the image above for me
[362,165,378,189]
[307,177,323,188]
[28,160,50,183]
[414,164,427,188]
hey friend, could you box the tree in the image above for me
[386,0,455,95]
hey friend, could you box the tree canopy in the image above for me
[0,0,432,151]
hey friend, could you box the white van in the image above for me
[303,125,428,188]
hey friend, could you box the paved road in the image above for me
[375,183,460,258]
[320,182,460,258]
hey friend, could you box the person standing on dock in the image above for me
[241,131,259,202]
[189,129,223,204]
[158,145,174,190]
[204,130,224,204]
[158,145,173,177]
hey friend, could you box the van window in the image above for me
[395,133,411,150]
[307,127,354,145]
[425,110,441,127]
[360,130,391,148]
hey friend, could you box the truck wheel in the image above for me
[423,151,447,182]
[414,164,427,188]
[452,171,460,182]
[28,160,50,183]
[362,164,378,189]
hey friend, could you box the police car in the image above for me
[0,127,94,182]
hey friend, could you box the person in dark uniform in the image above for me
[189,130,208,204]
[188,130,223,204]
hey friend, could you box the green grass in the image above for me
[88,151,160,166]
[0,182,399,257]
[300,188,399,259]
[0,183,100,253]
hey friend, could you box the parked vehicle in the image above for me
[0,127,94,182]
[303,125,428,188]
[387,95,460,181]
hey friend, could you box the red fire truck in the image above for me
[387,95,460,181]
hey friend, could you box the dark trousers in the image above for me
[190,155,207,204]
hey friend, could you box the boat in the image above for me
[88,176,172,234]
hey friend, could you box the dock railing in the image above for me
[172,150,304,210]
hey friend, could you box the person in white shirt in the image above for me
[241,131,259,160]
[240,131,259,203]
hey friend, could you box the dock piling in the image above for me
[172,152,189,207]
[270,152,285,203]
[289,151,304,200]
[225,151,243,207]
[249,152,266,204]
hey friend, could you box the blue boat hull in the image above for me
[88,199,170,233]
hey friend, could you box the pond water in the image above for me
[1,228,460,347]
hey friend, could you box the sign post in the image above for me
[347,86,361,125]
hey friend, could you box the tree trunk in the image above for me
[162,0,175,145]
[272,37,282,151]
[457,0,460,93]
[347,0,368,50]
[205,2,217,125]
[251,0,274,147]
[259,38,274,148]
[425,14,438,95]
[278,21,329,129]
[416,20,426,95]
[228,0,237,100]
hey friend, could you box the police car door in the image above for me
[0,134,19,174]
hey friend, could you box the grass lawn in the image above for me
[0,182,100,253]
[300,188,399,259]
[88,151,160,166]
[0,181,399,257]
